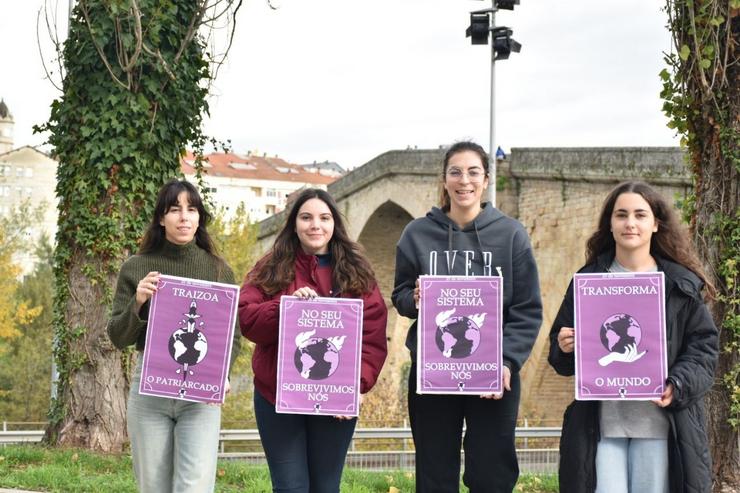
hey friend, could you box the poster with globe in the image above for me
[139,275,239,405]
[417,275,503,395]
[276,296,363,416]
[574,272,667,400]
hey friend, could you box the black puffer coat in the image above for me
[548,253,718,493]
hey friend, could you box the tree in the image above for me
[0,239,54,422]
[36,0,242,451]
[661,1,739,490]
[0,206,48,421]
[210,203,259,283]
[210,204,259,428]
[0,204,45,344]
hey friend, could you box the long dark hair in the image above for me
[248,188,377,296]
[585,181,714,297]
[139,179,221,259]
[439,141,490,211]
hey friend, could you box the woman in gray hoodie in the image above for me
[392,141,543,492]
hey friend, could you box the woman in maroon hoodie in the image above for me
[239,188,388,493]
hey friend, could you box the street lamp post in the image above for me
[465,0,521,207]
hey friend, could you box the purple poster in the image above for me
[574,272,667,400]
[139,275,239,404]
[276,296,363,416]
[418,275,503,394]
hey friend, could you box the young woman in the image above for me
[107,179,240,493]
[239,188,388,493]
[392,141,543,492]
[548,181,718,493]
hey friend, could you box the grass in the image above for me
[0,445,558,492]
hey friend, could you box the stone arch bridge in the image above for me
[256,147,690,423]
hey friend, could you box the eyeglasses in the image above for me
[446,168,486,182]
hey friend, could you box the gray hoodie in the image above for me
[391,202,542,373]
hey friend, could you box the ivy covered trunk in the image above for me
[663,1,739,490]
[51,256,129,449]
[41,0,213,451]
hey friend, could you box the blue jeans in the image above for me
[127,355,221,493]
[254,390,357,493]
[595,437,669,493]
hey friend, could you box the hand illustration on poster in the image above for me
[597,313,647,367]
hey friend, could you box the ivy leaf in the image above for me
[679,44,691,61]
[709,16,725,27]
[700,59,712,69]
[659,68,671,81]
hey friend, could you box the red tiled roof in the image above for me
[181,152,336,185]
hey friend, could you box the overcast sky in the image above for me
[0,0,679,169]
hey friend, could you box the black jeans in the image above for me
[408,363,521,493]
[254,390,357,493]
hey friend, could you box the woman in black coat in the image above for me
[548,182,718,493]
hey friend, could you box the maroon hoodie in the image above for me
[238,248,388,405]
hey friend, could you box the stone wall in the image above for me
[507,148,690,421]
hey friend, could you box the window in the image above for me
[24,187,32,197]
[0,165,10,176]
[266,189,277,198]
[25,168,33,178]
[16,167,23,177]
[275,166,299,174]
[228,162,257,171]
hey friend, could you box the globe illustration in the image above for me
[293,338,340,380]
[599,313,642,354]
[435,316,482,359]
[168,328,208,365]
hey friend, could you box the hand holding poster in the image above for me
[277,296,363,416]
[140,275,239,404]
[418,275,503,394]
[574,272,667,400]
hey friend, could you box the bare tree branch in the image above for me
[79,0,130,90]
[36,5,63,92]
[174,0,209,63]
[120,0,143,73]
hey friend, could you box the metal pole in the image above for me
[488,4,497,207]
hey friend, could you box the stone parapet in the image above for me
[510,147,689,185]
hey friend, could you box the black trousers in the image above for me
[408,363,521,493]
